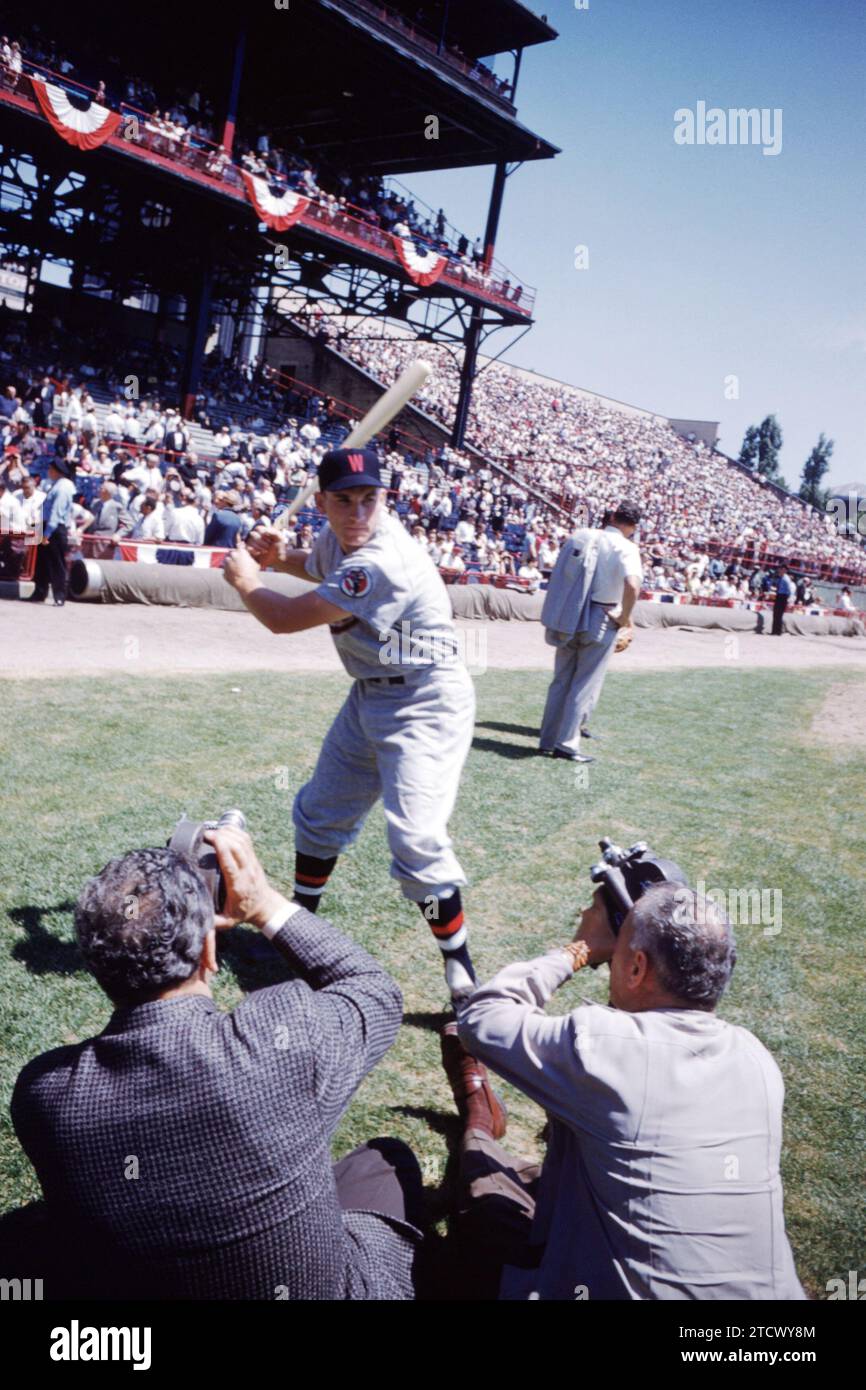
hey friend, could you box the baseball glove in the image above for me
[613,624,634,654]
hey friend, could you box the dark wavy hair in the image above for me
[630,882,737,1009]
[74,847,213,1004]
[605,499,642,527]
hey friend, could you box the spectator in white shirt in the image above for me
[0,476,23,531]
[122,411,141,444]
[518,560,542,592]
[122,460,151,492]
[538,540,559,573]
[165,490,205,545]
[69,496,95,546]
[138,454,164,492]
[13,474,45,531]
[103,404,124,440]
[81,406,99,447]
[130,498,165,541]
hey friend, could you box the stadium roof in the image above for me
[0,0,558,175]
[249,2,560,173]
[368,0,559,55]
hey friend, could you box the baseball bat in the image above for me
[272,360,432,530]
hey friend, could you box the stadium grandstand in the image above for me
[1,0,864,605]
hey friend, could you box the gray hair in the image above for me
[75,848,213,1004]
[630,882,736,1009]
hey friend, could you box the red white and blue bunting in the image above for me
[30,75,121,150]
[241,172,310,231]
[391,234,448,287]
[117,542,228,568]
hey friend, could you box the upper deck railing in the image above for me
[0,62,535,316]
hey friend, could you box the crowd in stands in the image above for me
[0,23,523,301]
[0,353,547,583]
[355,0,515,101]
[1,301,863,591]
[322,321,866,581]
[2,339,863,600]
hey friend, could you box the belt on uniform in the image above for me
[360,676,405,685]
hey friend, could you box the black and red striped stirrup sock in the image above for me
[293,853,337,913]
[416,891,476,982]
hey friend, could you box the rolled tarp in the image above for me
[69,558,547,618]
[69,559,314,609]
[67,560,866,636]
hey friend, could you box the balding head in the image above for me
[609,882,736,1013]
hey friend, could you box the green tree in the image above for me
[738,424,760,470]
[798,433,834,509]
[756,415,783,482]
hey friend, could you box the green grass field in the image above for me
[1,665,864,1298]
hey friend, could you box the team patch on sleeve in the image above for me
[340,566,372,598]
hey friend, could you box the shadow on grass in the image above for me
[403,1009,451,1033]
[8,902,81,976]
[475,721,540,739]
[391,1103,459,1141]
[218,927,297,992]
[470,736,539,760]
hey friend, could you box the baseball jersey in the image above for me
[591,525,643,604]
[305,510,461,679]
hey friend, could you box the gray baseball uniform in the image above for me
[539,526,642,754]
[293,511,475,914]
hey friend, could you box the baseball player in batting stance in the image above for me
[223,446,478,1002]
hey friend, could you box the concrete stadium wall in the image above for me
[667,417,720,448]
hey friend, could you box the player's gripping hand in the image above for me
[222,542,261,594]
[203,824,289,930]
[245,526,286,570]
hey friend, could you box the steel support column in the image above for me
[451,302,483,448]
[221,20,247,156]
[181,249,214,420]
[452,160,508,447]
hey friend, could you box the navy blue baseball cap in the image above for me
[317,446,384,492]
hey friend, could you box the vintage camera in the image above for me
[590,836,689,935]
[168,809,247,912]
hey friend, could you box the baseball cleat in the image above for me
[444,955,476,1002]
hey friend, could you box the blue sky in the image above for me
[409,0,865,490]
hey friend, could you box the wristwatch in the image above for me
[561,940,591,972]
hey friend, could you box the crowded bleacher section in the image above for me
[0,23,524,304]
[2,310,864,600]
[323,321,866,584]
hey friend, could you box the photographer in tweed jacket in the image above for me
[10,824,423,1299]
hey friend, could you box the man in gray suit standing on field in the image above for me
[538,500,643,763]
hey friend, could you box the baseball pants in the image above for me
[539,609,618,755]
[293,663,476,901]
[32,525,69,602]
